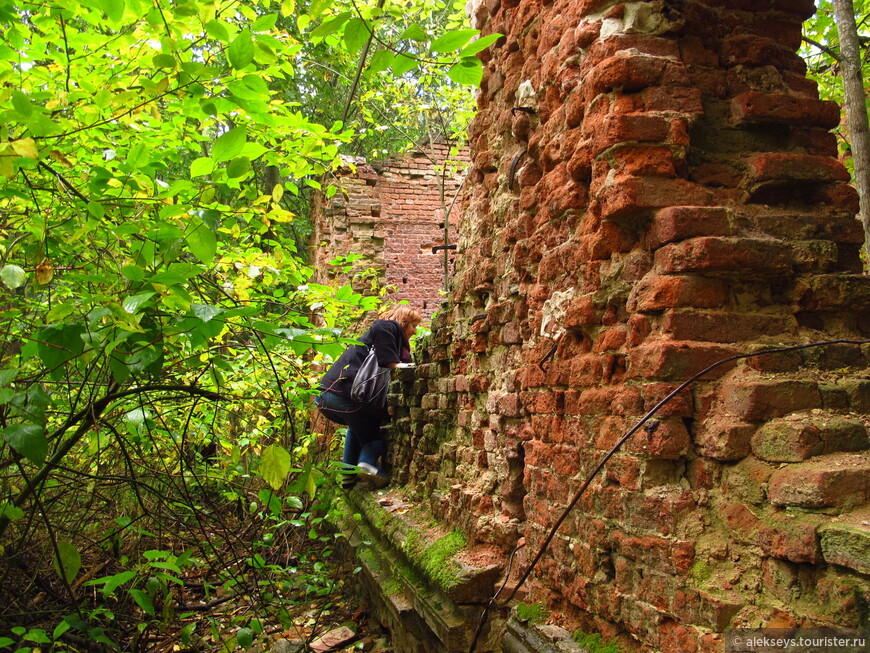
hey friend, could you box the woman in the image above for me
[316,306,422,489]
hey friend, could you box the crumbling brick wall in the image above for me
[310,143,468,318]
[387,0,870,649]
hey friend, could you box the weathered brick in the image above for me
[751,413,869,463]
[819,507,870,575]
[732,91,840,129]
[648,206,732,247]
[722,380,822,421]
[628,274,730,312]
[655,237,793,277]
[626,341,738,381]
[758,511,825,564]
[598,176,717,224]
[768,453,870,510]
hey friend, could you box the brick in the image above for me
[768,453,870,510]
[655,237,793,277]
[626,341,738,381]
[746,153,851,184]
[628,274,729,312]
[597,176,717,224]
[648,206,732,247]
[751,413,869,463]
[731,92,841,129]
[590,114,671,155]
[758,511,824,564]
[625,418,691,459]
[722,380,822,422]
[788,273,870,313]
[662,311,791,343]
[695,416,756,461]
[722,457,775,505]
[819,506,870,575]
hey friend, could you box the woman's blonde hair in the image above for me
[380,305,423,330]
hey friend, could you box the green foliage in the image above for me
[572,630,623,653]
[802,1,870,158]
[0,0,487,647]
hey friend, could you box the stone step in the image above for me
[334,489,507,652]
[751,411,869,463]
[768,452,870,512]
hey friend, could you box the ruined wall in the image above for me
[310,143,467,318]
[387,0,870,649]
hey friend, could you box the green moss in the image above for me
[572,630,623,653]
[515,602,548,624]
[402,529,466,589]
[689,559,713,585]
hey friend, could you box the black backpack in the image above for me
[350,346,390,408]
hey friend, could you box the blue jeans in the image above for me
[316,391,385,476]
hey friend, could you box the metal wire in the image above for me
[468,338,870,653]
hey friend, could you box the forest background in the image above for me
[0,0,866,651]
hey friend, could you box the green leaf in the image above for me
[311,11,351,39]
[121,264,146,282]
[185,219,218,265]
[37,324,85,372]
[205,19,230,42]
[192,303,223,322]
[129,588,155,616]
[399,24,428,41]
[458,33,502,57]
[2,424,48,465]
[11,90,33,116]
[448,58,484,86]
[105,570,137,594]
[259,444,292,490]
[367,49,393,74]
[228,29,254,69]
[123,291,156,314]
[252,13,278,32]
[0,502,24,521]
[226,156,251,178]
[212,127,247,163]
[190,156,215,177]
[0,264,26,289]
[344,18,370,55]
[308,0,332,20]
[54,540,82,585]
[430,28,478,53]
[236,628,254,649]
[0,368,17,387]
[391,53,417,75]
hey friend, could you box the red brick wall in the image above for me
[310,143,468,319]
[388,0,870,649]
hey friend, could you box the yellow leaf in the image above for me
[50,150,73,167]
[11,138,38,159]
[272,183,284,203]
[34,258,53,285]
[155,76,170,94]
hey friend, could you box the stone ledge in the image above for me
[334,488,508,652]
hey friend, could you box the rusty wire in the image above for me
[468,338,870,653]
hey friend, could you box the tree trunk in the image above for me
[833,0,870,271]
